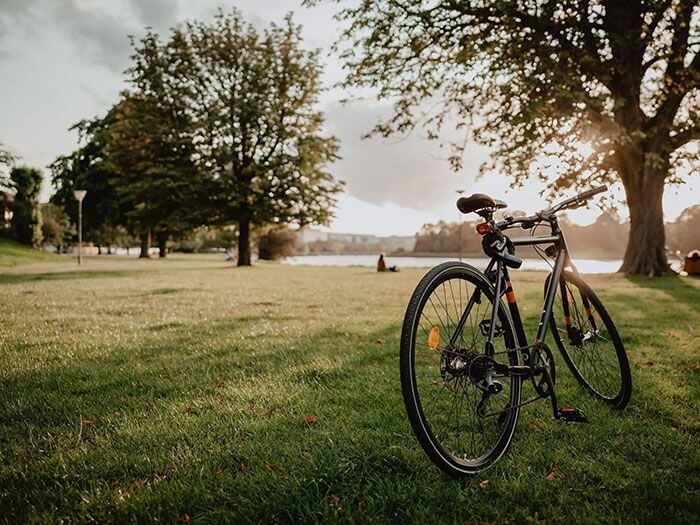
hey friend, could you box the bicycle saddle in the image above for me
[456,193,507,214]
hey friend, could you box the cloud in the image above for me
[56,1,135,72]
[0,0,178,72]
[323,100,491,214]
[0,0,41,59]
[129,0,178,30]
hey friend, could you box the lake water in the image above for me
[285,255,623,274]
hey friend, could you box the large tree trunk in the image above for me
[157,233,168,258]
[619,164,671,276]
[139,230,151,259]
[237,218,251,266]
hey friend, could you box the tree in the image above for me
[9,166,43,247]
[0,142,16,192]
[320,0,699,275]
[106,31,210,259]
[50,113,124,251]
[132,10,342,265]
[667,204,700,253]
[257,226,298,260]
[40,203,72,250]
[104,95,205,258]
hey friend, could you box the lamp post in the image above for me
[456,189,465,261]
[73,190,87,265]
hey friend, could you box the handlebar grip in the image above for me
[576,185,607,202]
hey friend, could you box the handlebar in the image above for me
[547,185,607,214]
[495,185,608,230]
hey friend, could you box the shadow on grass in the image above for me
[625,275,699,309]
[1,310,696,523]
[0,270,133,285]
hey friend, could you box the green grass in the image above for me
[1,255,698,523]
[0,237,61,267]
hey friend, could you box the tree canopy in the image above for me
[317,0,699,275]
[9,166,43,247]
[129,10,342,265]
[50,111,123,248]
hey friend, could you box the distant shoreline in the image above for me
[298,251,624,261]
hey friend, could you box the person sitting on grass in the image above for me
[377,254,399,272]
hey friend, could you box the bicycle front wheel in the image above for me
[400,262,522,476]
[548,271,632,409]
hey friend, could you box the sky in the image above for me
[0,0,697,237]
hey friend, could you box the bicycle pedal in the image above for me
[557,406,589,423]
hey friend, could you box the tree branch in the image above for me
[670,124,700,150]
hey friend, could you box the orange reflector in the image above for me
[565,315,572,325]
[475,222,492,235]
[586,307,593,317]
[428,327,440,350]
[505,281,516,303]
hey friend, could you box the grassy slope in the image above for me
[0,256,698,523]
[0,237,60,267]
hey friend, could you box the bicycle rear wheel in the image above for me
[400,262,522,476]
[547,271,632,409]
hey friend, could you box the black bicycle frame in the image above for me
[450,214,589,352]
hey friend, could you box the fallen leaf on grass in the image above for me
[129,478,149,490]
[668,331,680,338]
[546,467,561,481]
[253,409,271,418]
[180,514,192,524]
[479,479,490,489]
[329,494,342,510]
[376,339,385,345]
[82,419,96,427]
[302,416,318,428]
[215,465,225,476]
[266,463,282,471]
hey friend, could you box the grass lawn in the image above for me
[1,255,698,523]
[0,238,61,267]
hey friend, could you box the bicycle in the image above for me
[400,185,632,476]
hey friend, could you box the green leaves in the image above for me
[52,9,342,263]
[327,0,698,191]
